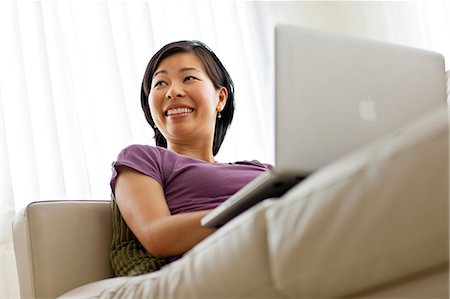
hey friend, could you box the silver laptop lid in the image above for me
[275,25,446,174]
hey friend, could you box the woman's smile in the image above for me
[165,105,195,119]
[166,107,194,116]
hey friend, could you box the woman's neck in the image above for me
[167,143,215,163]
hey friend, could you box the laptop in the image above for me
[201,24,447,228]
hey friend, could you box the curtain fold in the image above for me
[1,1,449,298]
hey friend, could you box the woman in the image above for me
[110,40,272,276]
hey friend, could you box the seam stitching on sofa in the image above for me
[25,206,37,299]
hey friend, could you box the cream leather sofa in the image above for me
[13,107,449,299]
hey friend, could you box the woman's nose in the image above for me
[166,83,184,99]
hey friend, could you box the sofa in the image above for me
[13,106,449,299]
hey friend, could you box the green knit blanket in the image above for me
[110,194,168,276]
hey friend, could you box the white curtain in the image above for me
[0,1,272,297]
[1,1,449,298]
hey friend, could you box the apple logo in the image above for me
[358,95,377,122]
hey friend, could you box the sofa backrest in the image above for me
[13,200,114,299]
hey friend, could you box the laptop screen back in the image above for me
[275,25,446,174]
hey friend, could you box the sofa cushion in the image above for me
[110,196,168,276]
[265,107,449,297]
[61,199,282,299]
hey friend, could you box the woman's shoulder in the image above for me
[119,144,165,153]
[111,145,170,191]
[116,144,193,168]
[232,159,273,171]
[115,145,174,169]
[118,144,169,159]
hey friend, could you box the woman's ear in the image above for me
[217,87,228,112]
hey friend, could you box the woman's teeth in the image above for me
[166,107,193,116]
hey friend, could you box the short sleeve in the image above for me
[110,145,164,193]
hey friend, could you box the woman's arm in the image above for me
[114,166,216,257]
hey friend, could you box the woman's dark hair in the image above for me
[140,40,235,156]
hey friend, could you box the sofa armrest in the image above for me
[13,200,114,299]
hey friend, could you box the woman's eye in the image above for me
[153,81,165,88]
[184,76,197,82]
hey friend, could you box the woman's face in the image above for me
[149,52,227,147]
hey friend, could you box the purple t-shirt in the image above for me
[110,145,272,215]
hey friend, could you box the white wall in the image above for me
[256,1,450,105]
[259,1,449,70]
